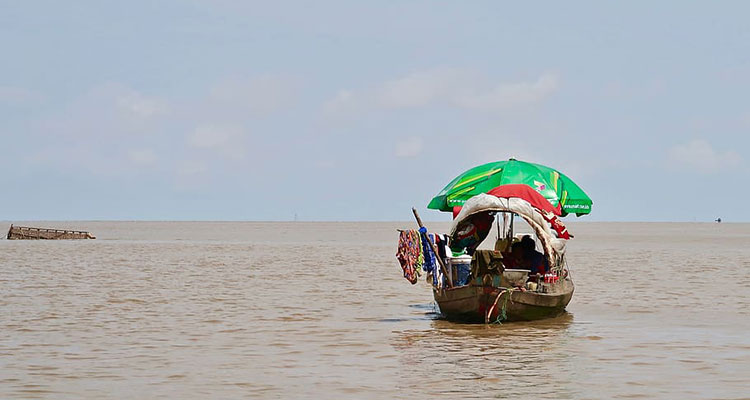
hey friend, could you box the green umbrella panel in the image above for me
[427,158,593,217]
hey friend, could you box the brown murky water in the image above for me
[1,221,749,399]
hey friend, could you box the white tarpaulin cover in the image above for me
[450,193,553,238]
[449,193,565,268]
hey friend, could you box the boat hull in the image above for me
[433,278,574,323]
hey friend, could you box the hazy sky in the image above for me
[2,1,749,221]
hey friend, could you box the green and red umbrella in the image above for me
[427,158,593,217]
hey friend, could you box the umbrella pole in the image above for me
[496,215,501,241]
[503,211,508,238]
[411,208,453,288]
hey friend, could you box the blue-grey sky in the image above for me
[2,1,749,221]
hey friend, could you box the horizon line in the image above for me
[0,219,743,224]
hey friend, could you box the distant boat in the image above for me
[6,224,95,240]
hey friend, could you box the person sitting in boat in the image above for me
[520,235,549,275]
[501,242,524,269]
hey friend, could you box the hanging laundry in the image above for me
[429,234,444,288]
[437,234,448,261]
[420,230,437,275]
[396,230,423,284]
[416,231,424,269]
[450,212,495,255]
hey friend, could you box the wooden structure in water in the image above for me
[6,224,96,240]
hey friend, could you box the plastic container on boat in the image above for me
[502,269,529,287]
[449,255,473,286]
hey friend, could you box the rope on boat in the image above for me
[485,288,516,324]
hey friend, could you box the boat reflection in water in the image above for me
[391,313,577,397]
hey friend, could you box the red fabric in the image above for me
[396,230,421,284]
[452,206,463,219]
[541,211,572,240]
[486,184,562,216]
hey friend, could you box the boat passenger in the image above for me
[502,242,524,269]
[520,235,549,274]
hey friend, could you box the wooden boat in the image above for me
[407,191,576,323]
[6,224,96,240]
[434,275,574,323]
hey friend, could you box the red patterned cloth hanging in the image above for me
[396,230,422,284]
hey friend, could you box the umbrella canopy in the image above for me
[427,158,592,217]
[486,184,561,216]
